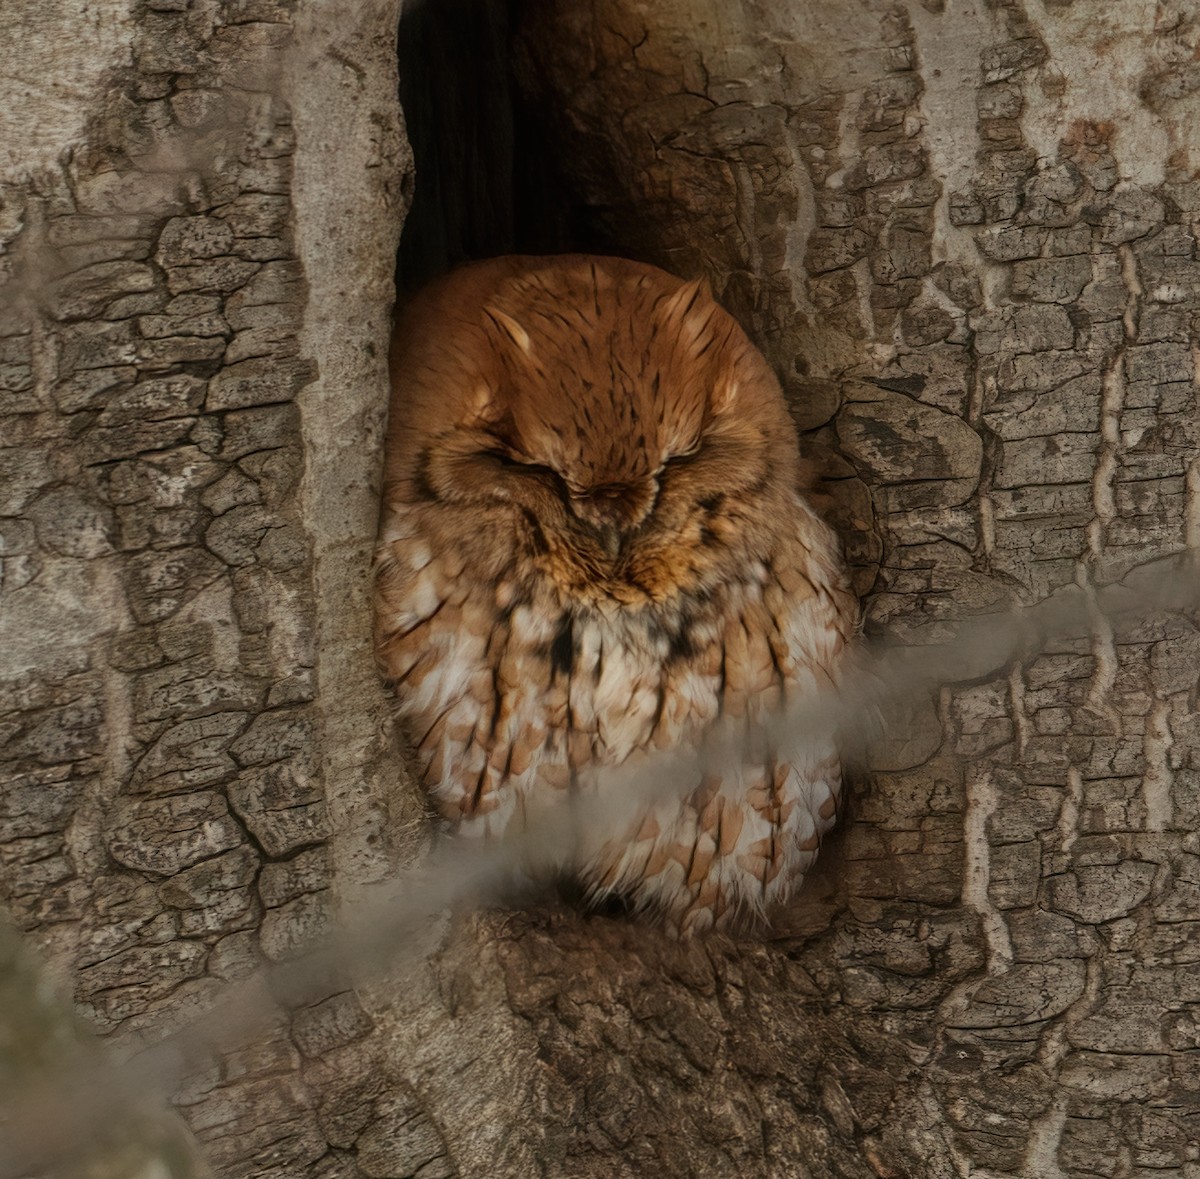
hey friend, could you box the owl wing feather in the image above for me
[374,255,857,935]
[377,489,853,934]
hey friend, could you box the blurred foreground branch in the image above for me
[2,549,1197,1178]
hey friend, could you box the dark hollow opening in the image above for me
[395,0,599,294]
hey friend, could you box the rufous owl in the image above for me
[374,255,856,936]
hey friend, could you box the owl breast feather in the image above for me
[374,254,855,934]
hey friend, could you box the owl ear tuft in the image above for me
[660,276,721,358]
[485,307,533,356]
[462,382,496,426]
[711,377,740,416]
[661,276,710,326]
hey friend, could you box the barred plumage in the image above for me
[375,255,856,935]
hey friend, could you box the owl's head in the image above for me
[387,256,803,608]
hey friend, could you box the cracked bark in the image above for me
[2,1,1199,1177]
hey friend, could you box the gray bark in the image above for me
[1,2,1198,1177]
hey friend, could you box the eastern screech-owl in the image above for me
[374,255,856,935]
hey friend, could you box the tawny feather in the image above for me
[374,255,857,935]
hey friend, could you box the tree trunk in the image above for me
[2,2,1198,1177]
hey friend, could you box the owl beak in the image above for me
[594,521,623,561]
[572,500,628,561]
[571,481,654,561]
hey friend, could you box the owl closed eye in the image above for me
[374,254,856,936]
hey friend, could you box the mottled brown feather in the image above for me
[375,255,857,935]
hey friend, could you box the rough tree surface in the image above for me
[0,0,428,1174]
[1,1,1199,1178]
